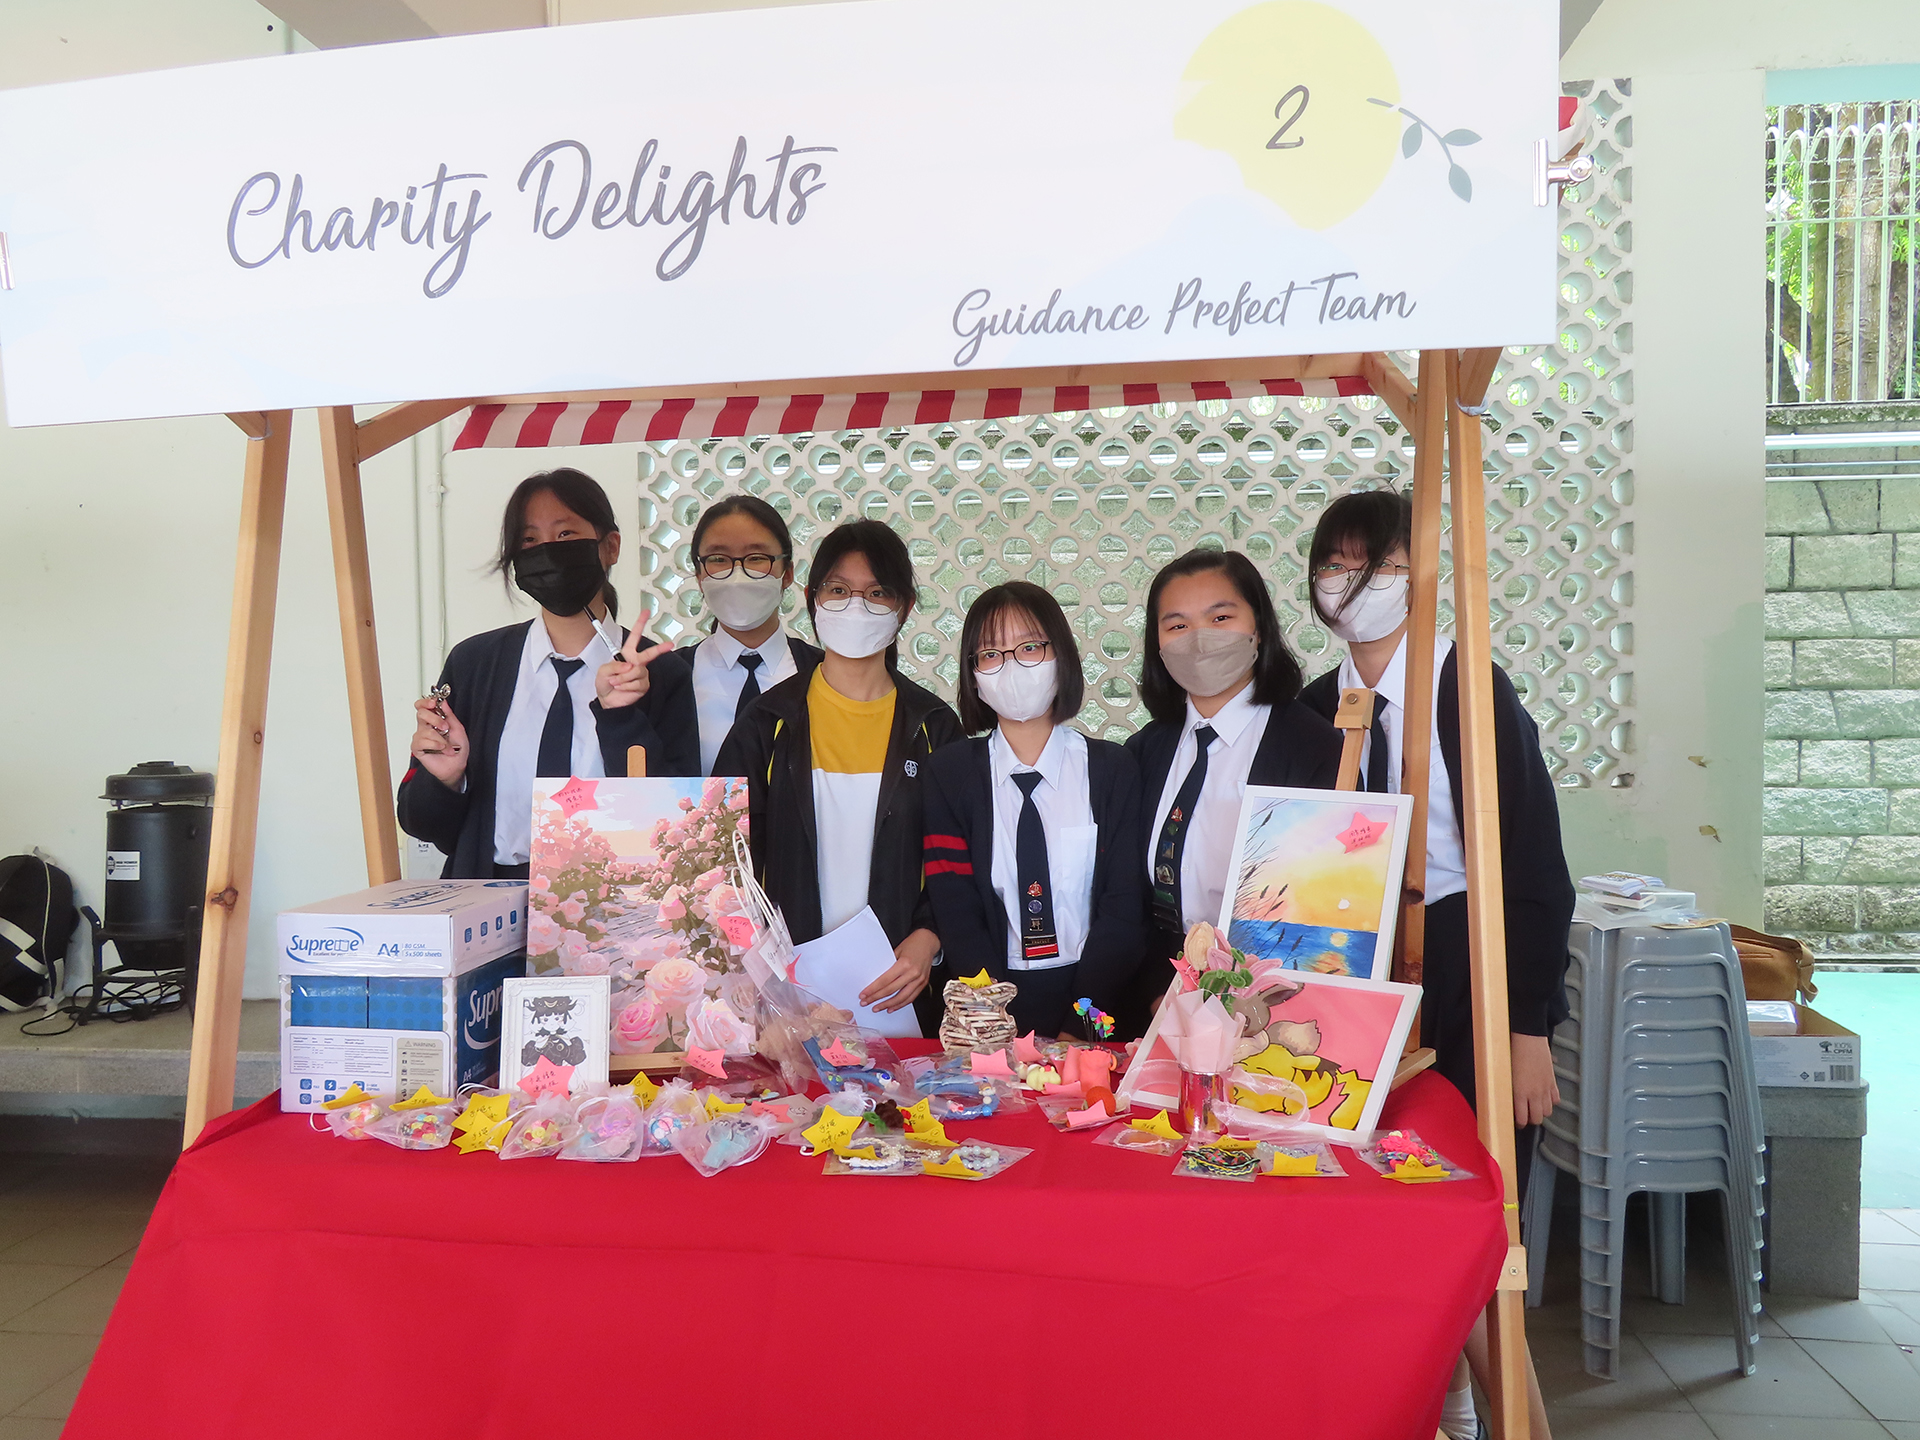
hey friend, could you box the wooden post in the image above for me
[184,412,293,1148]
[1332,687,1373,791]
[320,406,401,886]
[1398,352,1448,992]
[1446,348,1531,1439]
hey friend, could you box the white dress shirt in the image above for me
[989,726,1098,971]
[693,629,800,775]
[1337,635,1467,904]
[492,619,618,866]
[1147,685,1272,932]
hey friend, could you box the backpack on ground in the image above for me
[0,854,79,1011]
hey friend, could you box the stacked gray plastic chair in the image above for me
[1523,920,1765,1379]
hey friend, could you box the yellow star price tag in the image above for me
[1389,1158,1449,1183]
[320,1085,378,1111]
[453,1093,510,1135]
[958,969,994,989]
[1266,1152,1321,1177]
[906,1099,936,1130]
[909,1117,954,1147]
[1130,1110,1181,1142]
[800,1106,862,1156]
[454,1122,503,1155]
[1210,1136,1257,1151]
[705,1093,746,1119]
[628,1072,662,1108]
[922,1152,982,1180]
[391,1086,453,1111]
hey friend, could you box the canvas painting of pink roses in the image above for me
[528,775,756,1059]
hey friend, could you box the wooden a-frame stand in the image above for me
[185,348,1539,1436]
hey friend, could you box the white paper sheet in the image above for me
[792,907,923,1040]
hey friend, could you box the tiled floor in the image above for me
[1,1154,1917,1437]
[0,1153,168,1439]
[1529,1201,1920,1439]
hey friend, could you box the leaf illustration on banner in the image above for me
[1368,99,1477,204]
[1175,1,1400,231]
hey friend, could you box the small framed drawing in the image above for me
[1217,786,1414,981]
[500,975,610,1096]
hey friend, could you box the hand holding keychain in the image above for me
[409,682,469,786]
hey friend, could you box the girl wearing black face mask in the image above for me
[398,469,694,878]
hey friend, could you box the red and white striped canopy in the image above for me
[452,375,1373,450]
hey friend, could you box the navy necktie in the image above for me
[1011,771,1059,964]
[735,650,765,721]
[1367,693,1391,794]
[536,656,587,778]
[1151,724,1216,937]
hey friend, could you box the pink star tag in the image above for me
[551,777,599,817]
[1337,810,1386,853]
[820,1039,863,1067]
[686,1046,728,1078]
[516,1055,575,1099]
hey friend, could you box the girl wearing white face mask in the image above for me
[643,496,823,775]
[921,583,1150,1038]
[1120,550,1343,1037]
[1300,491,1572,1440]
[715,520,962,1035]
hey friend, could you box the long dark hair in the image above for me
[806,520,918,668]
[956,581,1085,733]
[493,468,620,615]
[1306,489,1412,625]
[1138,549,1304,725]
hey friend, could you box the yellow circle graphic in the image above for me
[1176,1,1401,231]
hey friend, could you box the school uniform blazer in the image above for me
[1299,649,1576,1035]
[919,735,1149,1017]
[641,633,825,777]
[713,660,965,1033]
[396,620,669,879]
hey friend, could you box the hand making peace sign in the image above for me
[594,608,674,709]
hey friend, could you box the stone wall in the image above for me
[1765,472,1920,953]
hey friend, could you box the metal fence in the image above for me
[1767,101,1920,407]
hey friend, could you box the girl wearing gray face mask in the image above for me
[1115,550,1343,1038]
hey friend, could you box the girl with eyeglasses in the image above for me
[921,583,1149,1038]
[1299,491,1568,1440]
[1123,548,1342,1036]
[1298,489,1572,1130]
[715,520,963,1033]
[399,468,677,878]
[640,495,824,775]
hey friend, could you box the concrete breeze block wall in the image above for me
[1766,475,1920,953]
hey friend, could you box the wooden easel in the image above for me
[184,345,1541,1436]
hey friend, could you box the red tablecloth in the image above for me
[68,1068,1504,1440]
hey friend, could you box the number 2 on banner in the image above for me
[1268,85,1309,149]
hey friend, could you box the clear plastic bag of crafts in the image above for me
[1092,1115,1186,1157]
[1257,1138,1345,1178]
[783,1086,874,1151]
[1353,1128,1477,1183]
[914,1139,1030,1181]
[559,1092,645,1163]
[498,1093,581,1160]
[311,1093,391,1141]
[1036,1092,1129,1132]
[366,1103,458,1151]
[639,1078,708,1156]
[1173,1142,1262,1182]
[671,1112,777,1177]
[901,1052,1030,1116]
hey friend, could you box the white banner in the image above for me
[0,0,1557,427]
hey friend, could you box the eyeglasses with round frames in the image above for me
[973,639,1052,673]
[1311,561,1412,591]
[815,582,900,613]
[695,552,787,580]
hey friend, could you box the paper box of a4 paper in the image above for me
[277,879,526,978]
[1750,1004,1862,1088]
